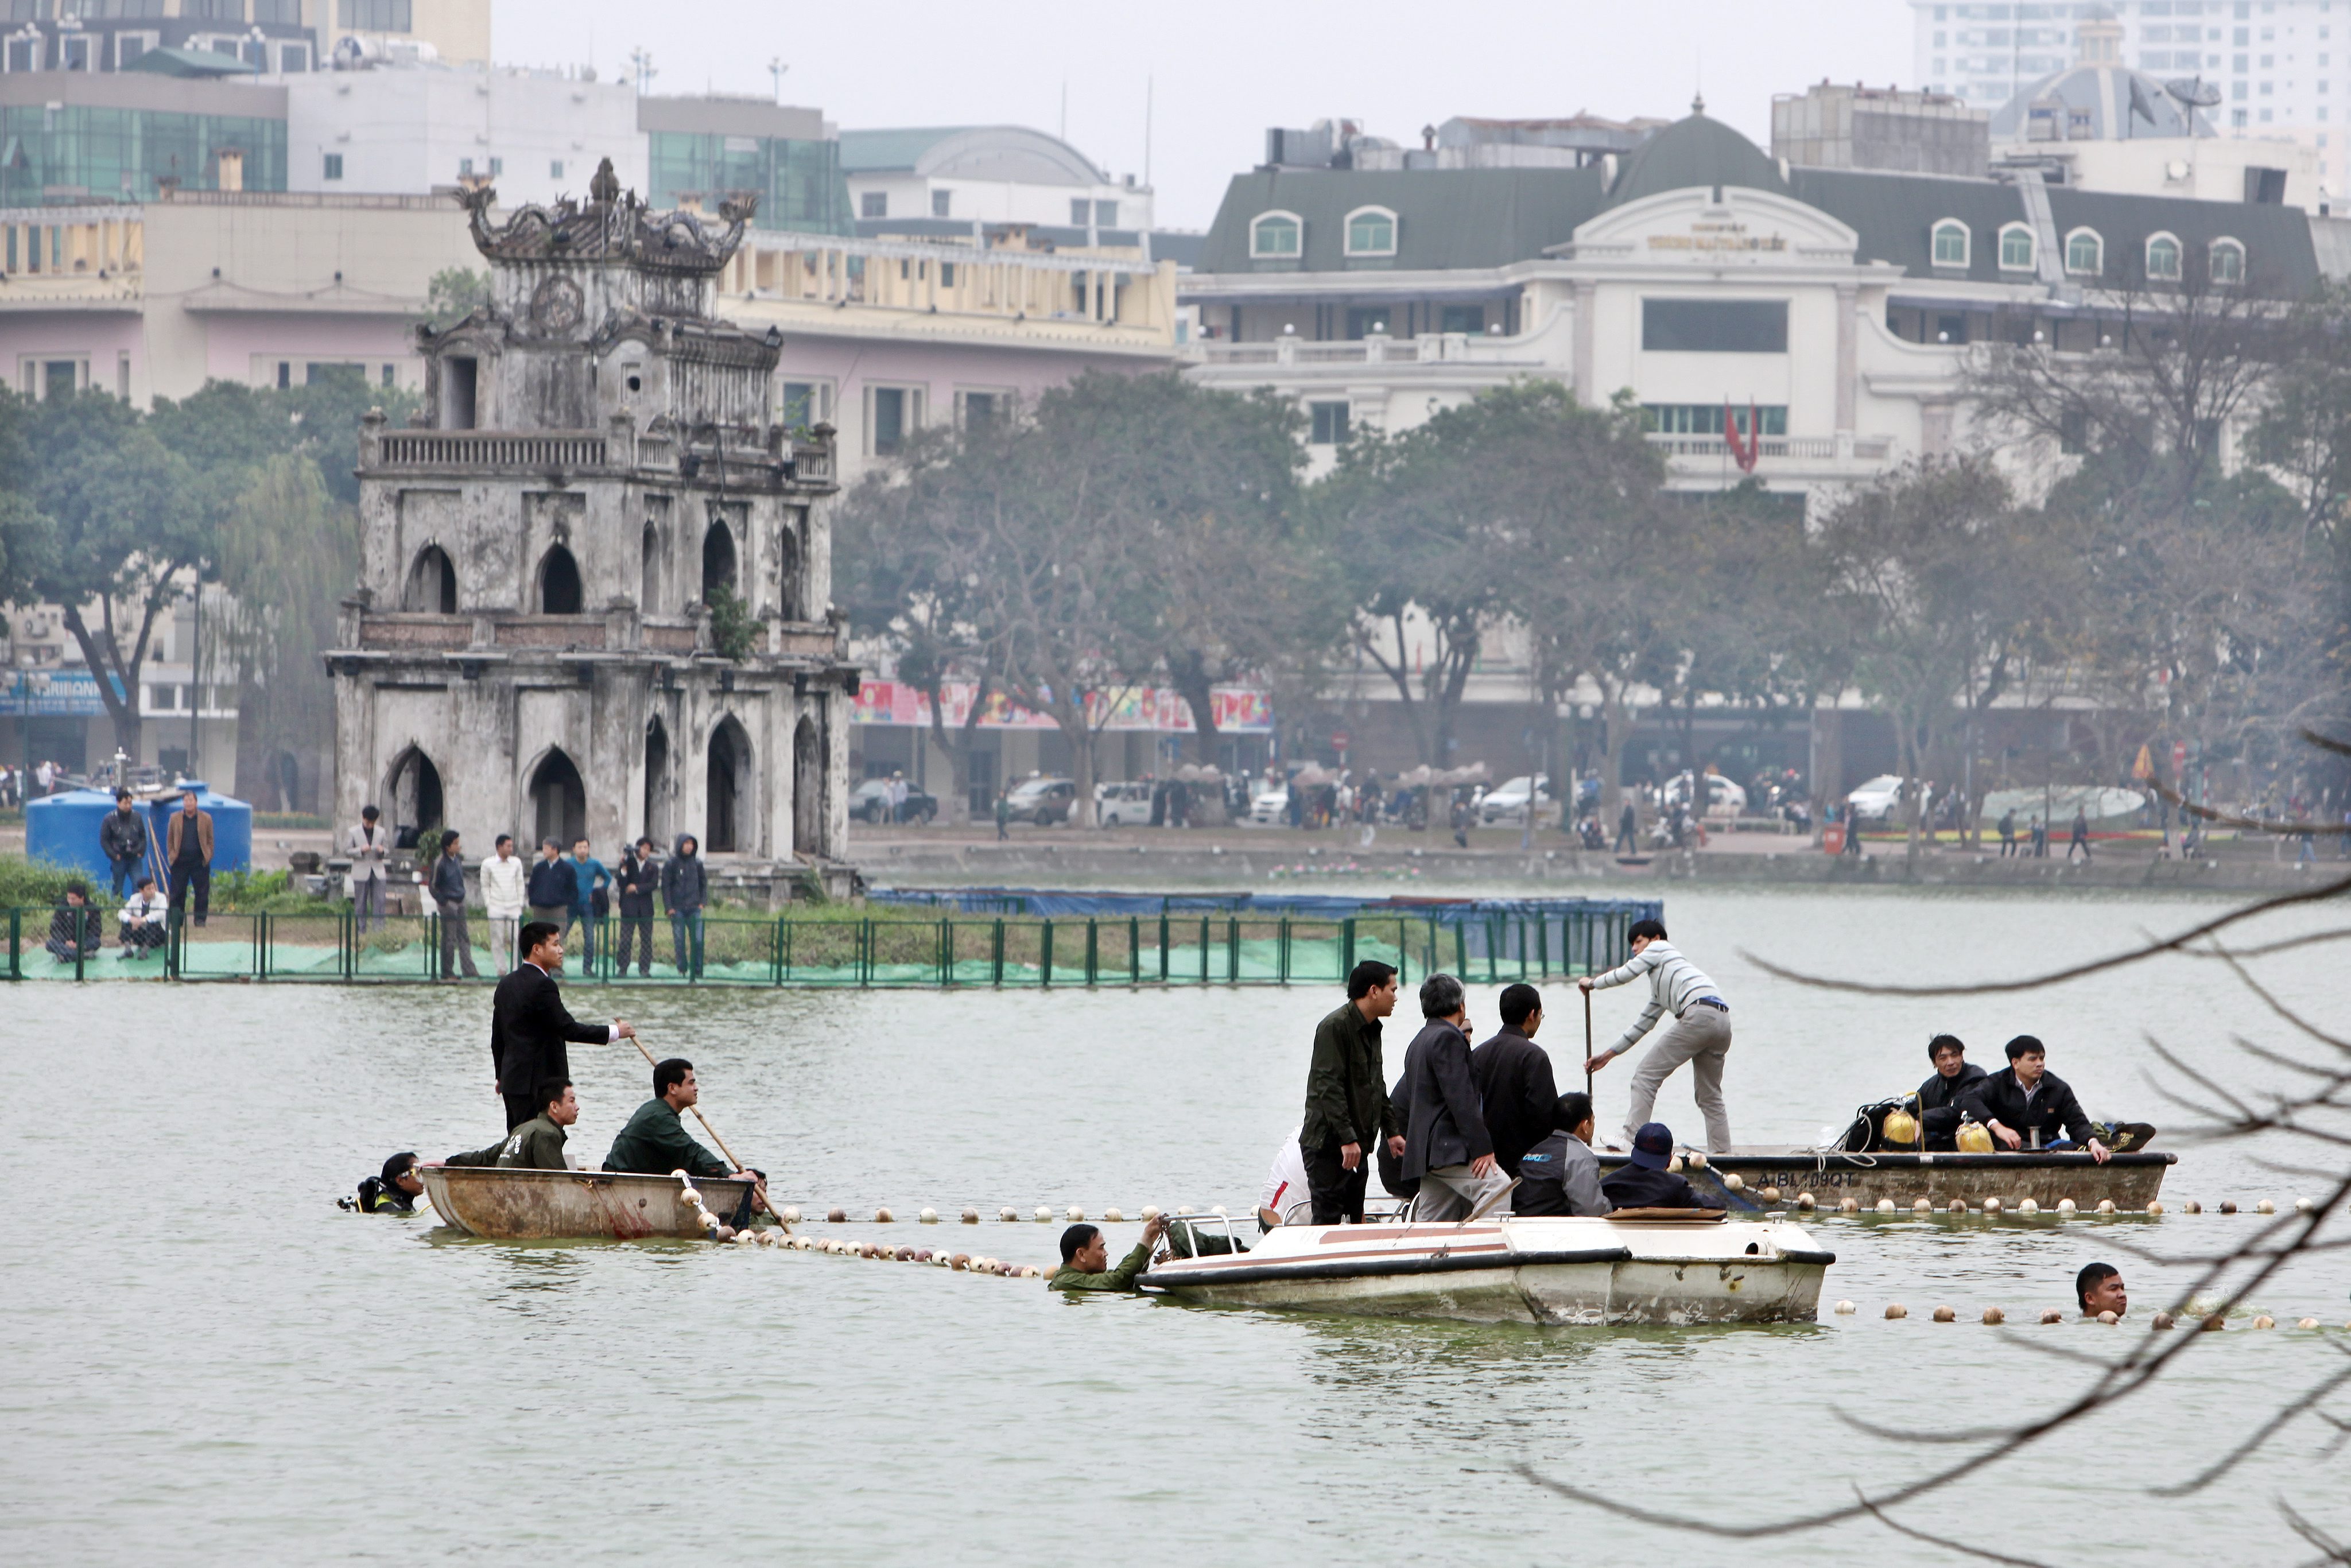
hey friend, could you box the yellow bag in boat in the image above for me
[1880,1108,1919,1147]
[1956,1122,1996,1154]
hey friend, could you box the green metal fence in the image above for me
[2,903,1639,988]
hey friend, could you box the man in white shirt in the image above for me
[1256,1125,1312,1228]
[480,833,528,969]
[1581,917,1734,1152]
[118,874,168,958]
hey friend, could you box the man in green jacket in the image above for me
[1300,960,1405,1223]
[1049,1215,1169,1292]
[604,1057,743,1184]
[444,1080,578,1170]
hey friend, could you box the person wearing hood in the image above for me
[661,833,708,977]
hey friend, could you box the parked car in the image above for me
[1662,771,1748,817]
[849,778,938,825]
[1843,774,1912,825]
[1095,779,1154,827]
[1003,776,1077,825]
[1246,784,1290,824]
[1478,774,1554,826]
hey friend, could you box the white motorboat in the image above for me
[1139,1209,1832,1326]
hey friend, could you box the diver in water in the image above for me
[342,1152,424,1213]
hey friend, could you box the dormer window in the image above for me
[1998,222,2035,271]
[1931,219,1970,267]
[1343,205,1397,257]
[2208,236,2245,284]
[2146,232,2183,280]
[2065,227,2104,275]
[1250,211,1302,259]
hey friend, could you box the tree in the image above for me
[424,267,491,332]
[1815,457,2058,866]
[2,389,202,756]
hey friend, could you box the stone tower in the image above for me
[328,164,857,891]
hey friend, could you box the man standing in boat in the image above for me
[1396,973,1510,1221]
[1580,918,1733,1152]
[491,921,635,1131]
[1470,983,1559,1179]
[1299,960,1406,1224]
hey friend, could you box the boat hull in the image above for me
[1603,1150,2175,1211]
[422,1165,755,1240]
[1142,1217,1828,1326]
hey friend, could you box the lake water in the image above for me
[4,886,2346,1565]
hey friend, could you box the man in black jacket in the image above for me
[1915,1033,1988,1150]
[430,830,479,981]
[491,921,635,1130]
[1300,960,1405,1224]
[1469,982,1558,1178]
[615,837,659,977]
[1396,972,1508,1221]
[100,790,148,898]
[1600,1122,1711,1209]
[1962,1035,2109,1162]
[1514,1092,1612,1216]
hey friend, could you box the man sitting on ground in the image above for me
[1049,1215,1169,1293]
[1512,1092,1613,1217]
[1599,1122,1713,1210]
[119,874,168,958]
[447,1080,579,1171]
[46,882,102,962]
[1963,1035,2110,1163]
[1914,1033,1989,1151]
[2077,1262,2128,1319]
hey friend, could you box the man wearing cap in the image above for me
[1581,917,1733,1152]
[1396,972,1511,1222]
[100,789,148,898]
[1600,1123,1712,1210]
[1049,1215,1170,1293]
[1512,1092,1612,1217]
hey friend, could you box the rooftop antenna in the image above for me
[1693,44,1704,116]
[1060,80,1068,143]
[1144,75,1153,188]
[768,57,787,104]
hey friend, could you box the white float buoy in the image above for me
[2057,1198,2077,1216]
[1723,1174,1745,1193]
[1839,1197,1859,1214]
[1667,1155,1685,1174]
[875,1207,895,1224]
[2151,1310,2176,1329]
[2097,1310,2119,1325]
[2096,1199,2116,1215]
[1687,1152,1709,1170]
[960,1209,979,1224]
[1886,1303,1908,1319]
[2298,1317,2322,1330]
[2295,1197,2315,1213]
[2018,1197,2040,1216]
[1211,1205,1228,1217]
[1066,1205,1084,1221]
[1912,1197,1933,1213]
[827,1208,847,1224]
[2253,1314,2276,1329]
[1104,1208,1124,1223]
[920,1208,939,1224]
[1760,1186,1782,1204]
[2256,1199,2276,1215]
[1933,1305,1956,1322]
[1833,1299,1857,1314]
[2147,1201,2165,1215]
[2040,1309,2064,1324]
[679,1189,701,1208]
[1000,1207,1018,1222]
[1983,1197,2003,1214]
[1140,1205,1162,1221]
[1796,1192,1815,1210]
[1035,1206,1053,1223]
[1947,1199,1967,1214]
[2220,1200,2239,1214]
[781,1205,802,1224]
[2183,1200,2202,1214]
[1876,1198,1896,1214]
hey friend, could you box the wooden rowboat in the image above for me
[421,1164,758,1240]
[1595,1148,2175,1212]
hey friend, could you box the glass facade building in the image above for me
[0,102,286,203]
[646,130,853,236]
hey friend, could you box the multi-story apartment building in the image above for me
[0,0,484,76]
[1912,0,2346,200]
[841,125,1151,235]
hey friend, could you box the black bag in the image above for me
[1375,1136,1420,1201]
[1837,1098,1910,1153]
[592,883,610,918]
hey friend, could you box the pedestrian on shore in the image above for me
[1396,972,1510,1221]
[995,789,1011,841]
[2030,815,2049,858]
[46,881,102,962]
[1997,807,2017,858]
[490,920,634,1131]
[564,837,607,969]
[615,837,659,977]
[2067,805,2093,863]
[118,874,167,958]
[166,787,214,928]
[346,803,390,934]
[526,838,572,929]
[430,830,479,980]
[1299,959,1405,1224]
[1581,917,1733,1152]
[100,789,147,898]
[480,833,526,968]
[661,833,707,977]
[1614,797,1637,854]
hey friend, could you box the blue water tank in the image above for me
[25,782,253,883]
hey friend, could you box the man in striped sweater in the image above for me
[1580,918,1733,1152]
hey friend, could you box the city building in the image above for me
[841,125,1151,235]
[327,166,859,888]
[287,63,642,208]
[0,70,289,204]
[641,94,853,236]
[1773,81,1991,176]
[1911,0,2345,201]
[0,0,487,77]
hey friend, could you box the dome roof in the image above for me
[1601,109,1788,209]
[1989,65,2214,141]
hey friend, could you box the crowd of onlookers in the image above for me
[1,759,82,807]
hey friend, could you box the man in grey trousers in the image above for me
[1581,917,1733,1152]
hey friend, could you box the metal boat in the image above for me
[421,1163,757,1240]
[1601,1148,2176,1212]
[1139,1210,1832,1325]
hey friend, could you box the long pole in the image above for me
[1584,983,1594,1098]
[626,1033,750,1175]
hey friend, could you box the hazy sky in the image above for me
[494,1,1914,231]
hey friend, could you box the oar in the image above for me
[1584,983,1594,1097]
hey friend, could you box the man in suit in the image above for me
[166,787,215,927]
[1962,1035,2110,1163]
[346,804,390,934]
[1395,972,1509,1222]
[1469,981,1558,1178]
[491,921,635,1131]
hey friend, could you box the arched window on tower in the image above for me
[403,544,457,613]
[701,519,737,604]
[538,545,583,614]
